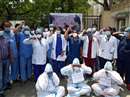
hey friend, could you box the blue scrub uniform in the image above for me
[4,31,19,81]
[67,36,82,64]
[19,32,33,81]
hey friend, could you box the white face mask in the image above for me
[63,29,66,32]
[24,31,30,35]
[57,31,61,34]
[45,28,48,32]
[124,32,128,37]
[50,27,54,31]
[0,31,4,36]
[92,27,96,32]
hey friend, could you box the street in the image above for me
[5,79,130,97]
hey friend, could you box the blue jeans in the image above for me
[0,59,9,94]
[52,60,65,78]
[20,57,32,81]
[33,64,45,81]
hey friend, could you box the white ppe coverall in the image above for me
[61,58,92,97]
[36,63,65,97]
[92,61,123,97]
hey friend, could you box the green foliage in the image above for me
[0,0,90,25]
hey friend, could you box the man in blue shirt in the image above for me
[0,26,13,97]
[64,27,82,64]
[19,26,33,82]
[3,21,20,85]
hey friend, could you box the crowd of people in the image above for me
[0,20,130,97]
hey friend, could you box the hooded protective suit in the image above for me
[61,58,92,97]
[92,61,123,97]
[36,63,65,97]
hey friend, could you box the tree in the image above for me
[0,0,91,25]
[93,0,113,10]
[0,0,61,24]
[60,0,90,13]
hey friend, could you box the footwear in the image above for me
[4,83,12,90]
[115,95,121,97]
[86,92,90,96]
[0,94,5,97]
[127,84,130,90]
[6,83,12,89]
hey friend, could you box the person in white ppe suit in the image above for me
[61,58,92,97]
[92,61,124,97]
[36,63,65,97]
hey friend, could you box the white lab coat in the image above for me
[36,72,65,97]
[92,69,123,97]
[23,38,48,65]
[79,35,99,58]
[47,33,67,61]
[61,64,92,97]
[97,35,118,60]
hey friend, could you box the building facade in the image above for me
[101,0,130,30]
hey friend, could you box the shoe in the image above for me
[115,95,120,97]
[86,92,90,96]
[7,83,12,89]
[4,83,12,90]
[127,84,130,90]
[0,94,5,97]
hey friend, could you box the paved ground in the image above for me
[5,79,130,97]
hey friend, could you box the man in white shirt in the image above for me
[95,28,118,69]
[48,26,67,78]
[79,28,99,72]
[23,29,49,81]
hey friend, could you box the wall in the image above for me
[101,11,115,28]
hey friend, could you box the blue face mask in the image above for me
[4,27,10,33]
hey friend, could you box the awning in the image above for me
[115,12,129,19]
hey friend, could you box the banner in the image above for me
[49,13,83,32]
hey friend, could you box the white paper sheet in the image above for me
[71,71,84,84]
[56,55,67,61]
